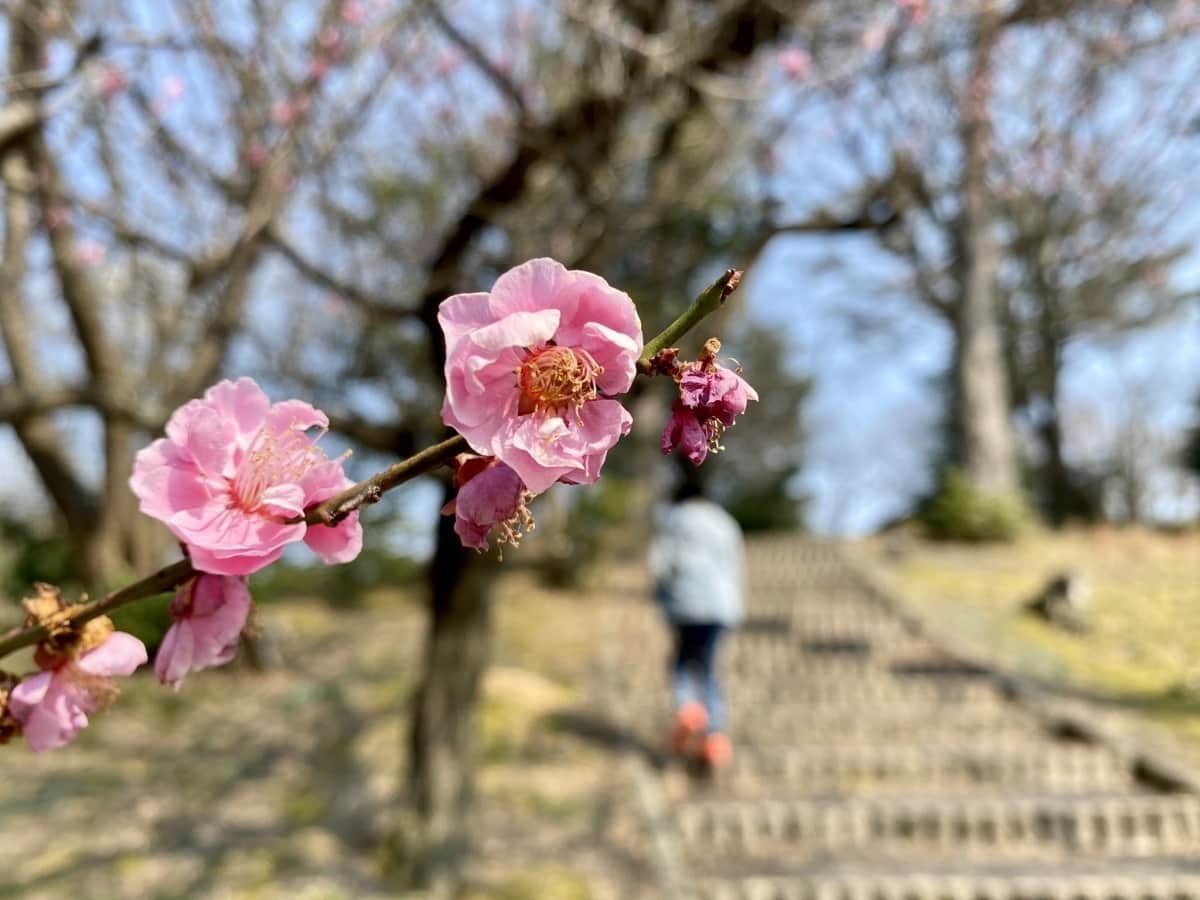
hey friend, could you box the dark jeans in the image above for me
[671,623,726,732]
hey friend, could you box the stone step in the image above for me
[612,649,954,687]
[676,793,1200,863]
[718,741,1134,797]
[723,645,978,679]
[620,698,1042,748]
[610,678,1009,714]
[694,862,1200,900]
[737,611,911,637]
[720,675,1005,706]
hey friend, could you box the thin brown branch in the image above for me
[427,3,528,119]
[267,224,412,319]
[301,434,469,527]
[0,560,195,661]
[0,268,740,664]
[0,436,469,661]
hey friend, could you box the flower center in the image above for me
[232,421,326,511]
[517,345,602,418]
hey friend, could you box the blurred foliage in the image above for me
[918,467,1036,542]
[1186,393,1200,480]
[724,470,805,533]
[560,476,640,571]
[109,595,173,651]
[0,517,79,603]
[252,546,422,609]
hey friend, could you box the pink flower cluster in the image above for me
[130,377,362,576]
[660,342,758,467]
[8,630,146,752]
[440,258,643,495]
[443,455,532,552]
[4,589,149,753]
[156,575,253,690]
[438,258,645,549]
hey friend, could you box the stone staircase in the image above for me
[603,536,1200,899]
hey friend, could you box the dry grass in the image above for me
[0,567,653,900]
[860,527,1200,744]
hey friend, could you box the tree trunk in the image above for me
[1039,413,1073,526]
[395,481,496,890]
[953,4,1019,497]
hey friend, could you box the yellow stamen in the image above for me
[516,346,603,421]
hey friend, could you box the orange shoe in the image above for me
[670,701,708,756]
[700,732,733,769]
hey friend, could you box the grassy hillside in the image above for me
[861,528,1200,745]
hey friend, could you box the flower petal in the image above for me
[203,377,271,449]
[187,544,286,576]
[304,514,363,564]
[155,621,195,689]
[438,292,494,353]
[8,671,53,715]
[77,632,148,677]
[488,258,577,323]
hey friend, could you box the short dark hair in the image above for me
[673,459,707,502]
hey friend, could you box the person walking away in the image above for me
[649,473,746,769]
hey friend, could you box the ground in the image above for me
[1,528,1197,897]
[859,526,1200,753]
[0,568,655,900]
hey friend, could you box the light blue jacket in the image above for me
[649,499,746,627]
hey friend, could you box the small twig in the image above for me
[300,434,469,526]
[0,559,194,660]
[0,438,468,661]
[0,270,743,663]
[637,269,741,373]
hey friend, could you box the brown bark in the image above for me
[396,496,495,889]
[954,4,1019,496]
[0,4,115,587]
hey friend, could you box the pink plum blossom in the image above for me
[162,75,186,100]
[896,0,929,23]
[443,455,533,552]
[319,25,343,50]
[153,75,186,116]
[156,575,253,689]
[9,631,147,751]
[272,98,300,125]
[662,364,758,467]
[308,57,331,81]
[436,52,463,77]
[439,258,643,493]
[44,204,70,231]
[861,22,888,51]
[778,47,811,80]
[129,377,363,576]
[97,64,128,99]
[245,141,270,169]
[74,239,106,266]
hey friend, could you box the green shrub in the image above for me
[252,547,420,608]
[918,468,1035,542]
[109,594,173,650]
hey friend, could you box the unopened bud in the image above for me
[23,583,114,665]
[0,671,22,745]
